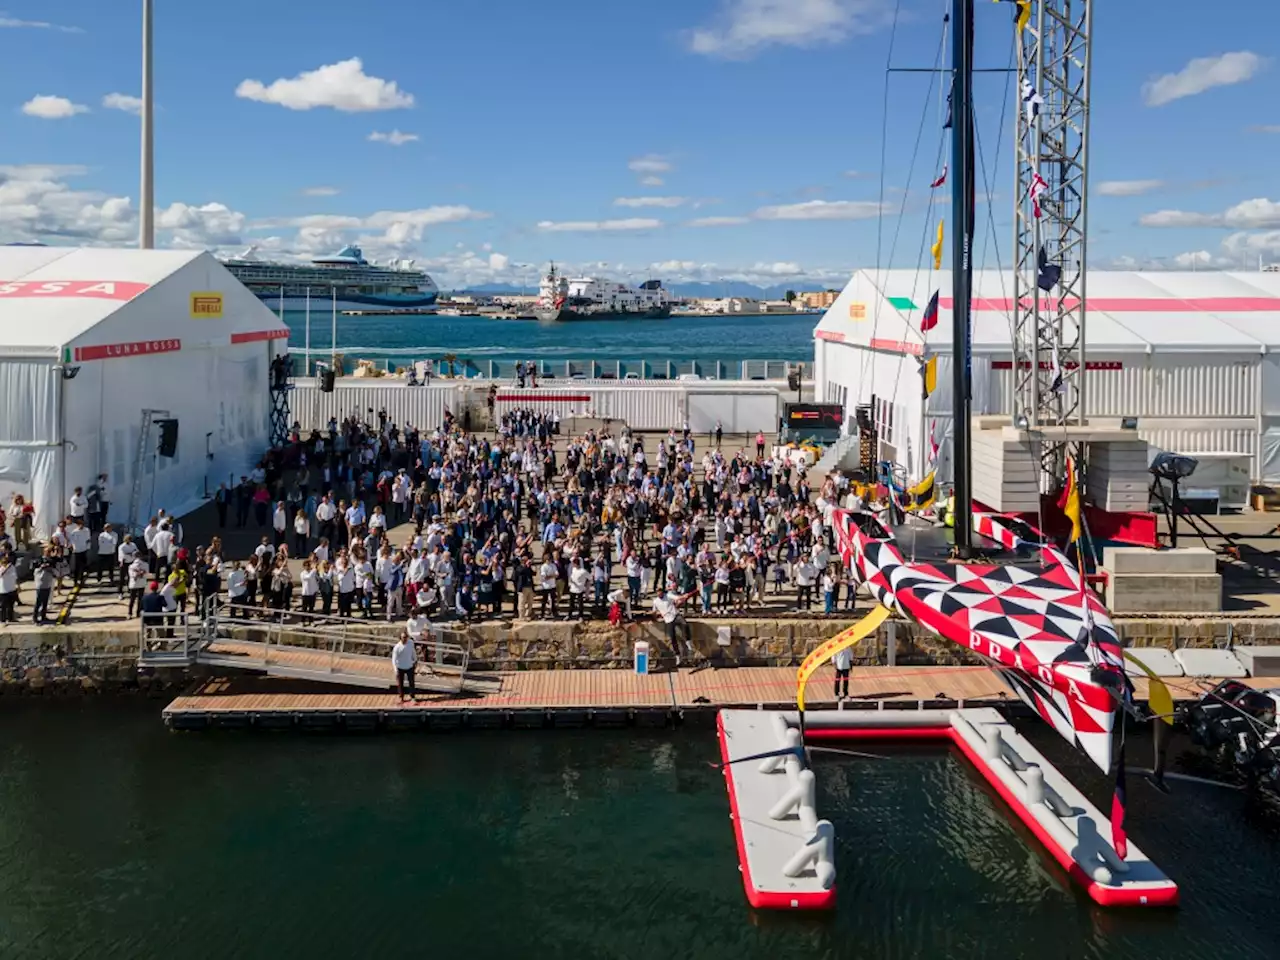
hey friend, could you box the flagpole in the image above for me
[330,284,337,370]
[949,0,975,559]
[304,287,311,378]
[139,0,154,249]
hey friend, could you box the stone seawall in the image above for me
[4,612,1278,697]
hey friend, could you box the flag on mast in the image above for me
[994,0,1031,32]
[921,290,940,332]
[930,165,948,188]
[1057,456,1083,544]
[1029,172,1049,219]
[1020,77,1044,126]
[1037,245,1062,290]
[1111,743,1129,859]
[931,219,945,270]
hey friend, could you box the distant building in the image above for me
[760,299,799,313]
[800,290,839,309]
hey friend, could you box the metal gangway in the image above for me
[138,603,495,696]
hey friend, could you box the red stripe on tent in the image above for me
[815,330,846,342]
[939,296,1280,312]
[231,329,291,343]
[870,337,923,356]
[73,338,181,361]
[494,393,591,403]
[991,360,1123,370]
[0,280,150,300]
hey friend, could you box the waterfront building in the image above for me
[0,246,288,538]
[813,268,1280,485]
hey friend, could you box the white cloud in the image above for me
[488,252,509,272]
[0,164,247,248]
[102,93,143,114]
[302,186,339,197]
[1223,230,1280,260]
[754,199,886,220]
[1171,250,1220,268]
[688,0,889,59]
[1142,51,1265,107]
[156,201,247,247]
[21,95,89,119]
[1139,198,1280,230]
[640,175,665,187]
[1095,179,1166,197]
[628,155,672,175]
[536,218,662,232]
[687,216,751,227]
[368,129,419,146]
[0,15,82,32]
[235,58,414,112]
[1248,124,1280,133]
[843,169,870,179]
[613,196,686,208]
[249,204,490,258]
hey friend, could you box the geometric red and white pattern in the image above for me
[829,507,1125,773]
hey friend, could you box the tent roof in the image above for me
[0,246,203,351]
[814,269,1280,355]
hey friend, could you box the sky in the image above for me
[1,0,1278,289]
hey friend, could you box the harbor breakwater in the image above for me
[2,614,1275,697]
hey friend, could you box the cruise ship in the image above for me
[534,264,672,322]
[221,245,439,312]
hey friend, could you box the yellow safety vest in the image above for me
[944,494,956,528]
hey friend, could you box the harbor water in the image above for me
[3,702,1280,959]
[283,309,815,375]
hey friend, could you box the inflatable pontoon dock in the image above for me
[717,707,1179,910]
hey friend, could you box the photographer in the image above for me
[32,546,58,625]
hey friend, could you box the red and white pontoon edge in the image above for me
[719,707,1178,911]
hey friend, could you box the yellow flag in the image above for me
[1016,0,1030,32]
[921,355,938,398]
[1122,651,1175,725]
[1060,456,1082,543]
[796,606,891,711]
[906,470,937,512]
[931,219,944,270]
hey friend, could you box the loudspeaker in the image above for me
[320,369,336,393]
[786,370,801,392]
[157,418,179,458]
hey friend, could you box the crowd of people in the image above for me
[1,408,883,654]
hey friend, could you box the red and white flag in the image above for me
[1029,172,1049,219]
[930,165,948,188]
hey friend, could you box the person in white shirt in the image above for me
[96,524,119,587]
[822,568,837,615]
[406,610,430,642]
[299,559,319,614]
[272,502,287,546]
[127,556,150,617]
[116,535,140,599]
[391,634,417,701]
[0,555,18,623]
[315,496,337,543]
[537,557,559,618]
[832,644,853,700]
[151,522,174,578]
[226,562,248,618]
[794,558,818,611]
[651,590,694,667]
[68,517,92,585]
[68,487,88,521]
[336,558,356,617]
[566,557,589,620]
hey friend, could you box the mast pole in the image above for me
[950,0,975,558]
[139,0,155,249]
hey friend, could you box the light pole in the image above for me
[139,0,155,249]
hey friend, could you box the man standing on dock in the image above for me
[392,629,417,703]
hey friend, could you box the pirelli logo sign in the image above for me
[190,292,223,318]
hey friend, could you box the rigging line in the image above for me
[868,0,905,390]
[865,6,948,393]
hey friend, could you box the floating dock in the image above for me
[718,708,1179,911]
[158,666,1203,731]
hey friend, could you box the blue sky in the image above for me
[2,0,1278,288]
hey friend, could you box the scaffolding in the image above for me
[1011,0,1092,484]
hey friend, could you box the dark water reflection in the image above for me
[1,702,1277,960]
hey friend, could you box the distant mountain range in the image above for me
[453,280,835,299]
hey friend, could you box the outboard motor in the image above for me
[1184,680,1252,749]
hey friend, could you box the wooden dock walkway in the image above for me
[162,666,1263,731]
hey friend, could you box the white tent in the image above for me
[814,269,1280,483]
[0,246,289,539]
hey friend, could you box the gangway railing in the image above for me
[198,606,479,693]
